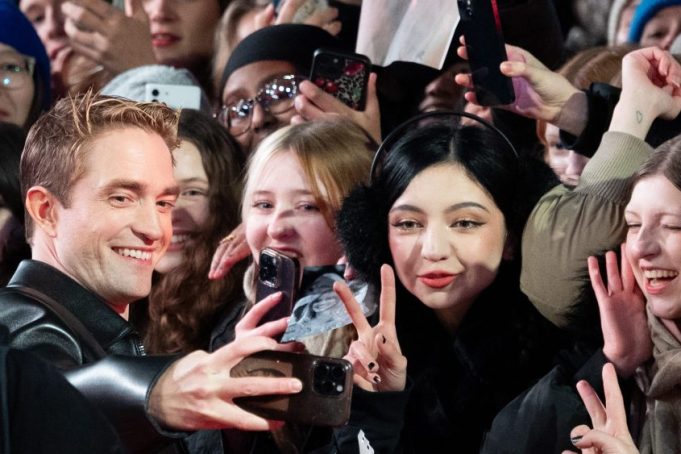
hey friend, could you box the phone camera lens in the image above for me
[314,362,330,380]
[330,365,345,380]
[320,380,335,395]
[151,89,160,96]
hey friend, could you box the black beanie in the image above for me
[219,24,340,95]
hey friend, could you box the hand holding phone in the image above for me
[309,49,371,111]
[230,350,353,426]
[456,0,515,106]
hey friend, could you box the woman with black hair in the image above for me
[334,117,564,453]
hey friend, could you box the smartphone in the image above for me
[273,0,328,23]
[144,83,202,110]
[230,350,353,426]
[457,0,515,106]
[309,49,371,111]
[255,248,301,328]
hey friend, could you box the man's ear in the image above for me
[26,186,60,237]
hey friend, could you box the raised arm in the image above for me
[521,46,681,327]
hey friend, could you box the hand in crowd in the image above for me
[292,72,382,144]
[61,0,156,75]
[209,223,250,280]
[233,292,303,353]
[254,0,341,36]
[454,38,585,136]
[588,247,650,378]
[334,264,407,392]
[148,335,302,431]
[563,363,640,454]
[610,46,681,139]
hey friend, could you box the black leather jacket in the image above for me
[0,260,180,453]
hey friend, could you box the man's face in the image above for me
[48,128,178,311]
[221,60,298,154]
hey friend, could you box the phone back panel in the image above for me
[457,0,515,105]
[255,249,301,327]
[231,350,353,426]
[310,49,371,111]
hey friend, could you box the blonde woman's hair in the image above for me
[242,118,376,229]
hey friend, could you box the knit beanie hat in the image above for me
[101,64,211,114]
[628,0,681,42]
[0,0,51,109]
[219,24,340,95]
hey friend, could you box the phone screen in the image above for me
[457,0,515,106]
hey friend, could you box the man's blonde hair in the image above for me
[21,91,180,239]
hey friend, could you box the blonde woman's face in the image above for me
[244,151,343,269]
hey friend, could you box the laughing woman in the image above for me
[336,116,564,453]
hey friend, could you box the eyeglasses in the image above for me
[0,55,35,90]
[216,74,304,136]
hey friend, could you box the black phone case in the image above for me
[457,0,515,106]
[230,350,353,426]
[256,249,301,327]
[309,49,371,111]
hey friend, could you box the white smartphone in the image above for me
[274,0,329,23]
[144,83,201,110]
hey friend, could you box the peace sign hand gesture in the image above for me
[333,264,407,392]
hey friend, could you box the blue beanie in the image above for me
[628,0,681,43]
[0,0,51,109]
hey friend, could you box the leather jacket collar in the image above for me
[8,260,143,355]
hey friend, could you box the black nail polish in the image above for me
[373,375,382,384]
[570,435,583,445]
[382,335,387,344]
[368,362,375,370]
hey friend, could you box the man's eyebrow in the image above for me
[176,177,208,185]
[99,179,180,197]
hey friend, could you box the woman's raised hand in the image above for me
[253,0,341,36]
[61,0,156,75]
[610,47,681,139]
[588,246,651,377]
[454,38,584,134]
[209,223,250,280]
[562,363,639,454]
[292,72,382,144]
[333,264,407,392]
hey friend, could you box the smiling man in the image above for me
[0,92,302,453]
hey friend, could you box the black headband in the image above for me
[370,110,518,183]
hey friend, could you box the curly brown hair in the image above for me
[145,109,245,354]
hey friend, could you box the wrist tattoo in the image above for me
[636,110,643,124]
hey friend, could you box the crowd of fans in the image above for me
[2,0,681,452]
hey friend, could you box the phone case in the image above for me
[255,248,301,327]
[230,350,353,426]
[457,0,515,106]
[309,49,371,111]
